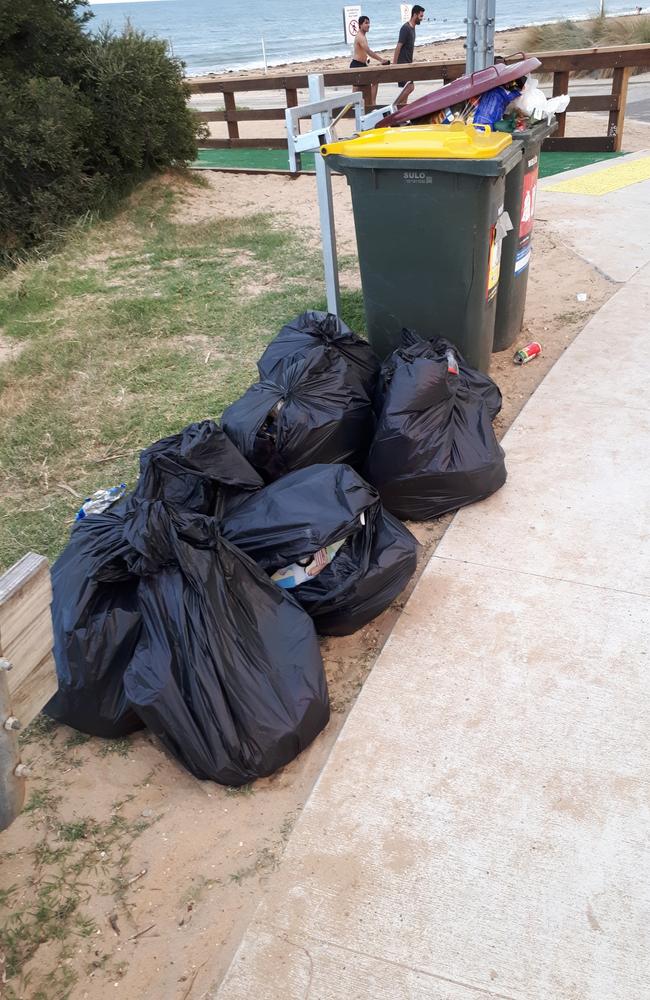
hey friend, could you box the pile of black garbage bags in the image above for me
[46,313,505,786]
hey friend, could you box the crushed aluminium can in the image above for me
[445,349,459,375]
[513,341,542,365]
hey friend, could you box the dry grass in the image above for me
[526,12,650,75]
[0,172,340,571]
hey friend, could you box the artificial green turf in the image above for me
[538,149,626,178]
[193,148,315,171]
[192,147,626,177]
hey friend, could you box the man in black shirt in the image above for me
[393,5,425,106]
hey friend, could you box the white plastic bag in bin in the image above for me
[513,77,570,124]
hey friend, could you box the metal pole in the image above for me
[465,0,477,74]
[486,0,496,67]
[308,74,341,317]
[474,0,489,71]
[261,36,268,74]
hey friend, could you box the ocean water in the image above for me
[87,0,647,75]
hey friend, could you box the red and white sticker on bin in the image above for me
[515,164,539,275]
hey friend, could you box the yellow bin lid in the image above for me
[321,122,513,160]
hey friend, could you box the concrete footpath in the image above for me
[212,157,650,999]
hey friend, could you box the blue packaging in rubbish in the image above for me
[75,483,127,520]
[473,85,521,127]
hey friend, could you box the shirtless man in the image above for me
[350,15,390,106]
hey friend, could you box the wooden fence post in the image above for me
[223,90,240,142]
[608,65,631,152]
[552,70,570,138]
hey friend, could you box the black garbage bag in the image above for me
[45,503,144,738]
[122,500,329,785]
[365,349,506,521]
[257,311,381,402]
[134,419,263,515]
[383,329,503,420]
[45,422,263,739]
[223,464,418,636]
[222,346,375,483]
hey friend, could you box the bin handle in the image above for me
[503,51,527,63]
[471,65,499,85]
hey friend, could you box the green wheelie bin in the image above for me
[321,123,522,373]
[492,118,557,352]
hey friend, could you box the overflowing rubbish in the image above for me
[379,57,542,128]
[223,464,418,636]
[222,346,376,482]
[47,309,507,784]
[512,78,570,125]
[121,501,329,786]
[513,341,542,364]
[471,76,569,130]
[375,58,567,137]
[75,483,127,521]
[473,83,524,127]
[366,333,506,521]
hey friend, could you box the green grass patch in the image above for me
[0,173,327,570]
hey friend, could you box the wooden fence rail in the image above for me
[188,43,650,157]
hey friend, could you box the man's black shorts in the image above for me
[350,59,368,68]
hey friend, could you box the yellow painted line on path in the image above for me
[545,155,650,196]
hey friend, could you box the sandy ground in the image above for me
[2,153,635,999]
